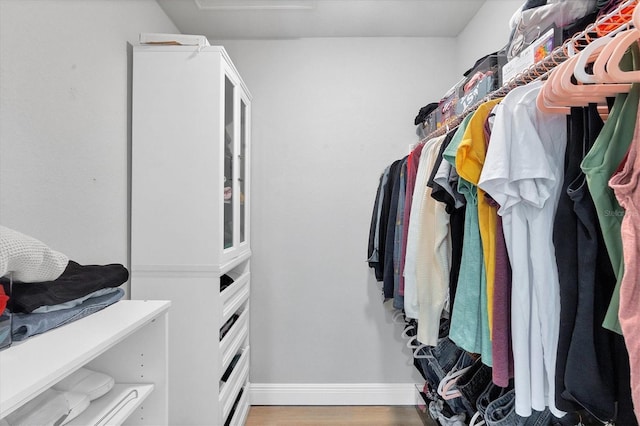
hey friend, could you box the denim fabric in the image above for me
[476,382,514,419]
[415,337,463,390]
[439,351,476,415]
[393,159,407,310]
[457,357,493,416]
[429,399,466,426]
[0,312,10,350]
[32,287,121,313]
[11,289,124,341]
[485,390,552,426]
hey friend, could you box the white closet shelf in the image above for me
[66,383,154,426]
[0,300,170,419]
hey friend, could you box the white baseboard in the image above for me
[249,383,421,406]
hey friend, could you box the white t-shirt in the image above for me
[478,81,566,418]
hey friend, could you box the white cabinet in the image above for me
[0,300,170,425]
[131,45,252,426]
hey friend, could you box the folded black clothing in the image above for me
[1,260,129,313]
[414,102,439,125]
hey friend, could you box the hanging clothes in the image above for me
[404,136,444,320]
[444,113,490,361]
[399,143,426,297]
[456,97,503,341]
[382,159,404,300]
[482,103,514,389]
[479,81,566,418]
[413,135,451,346]
[581,80,640,334]
[428,131,465,314]
[610,103,640,424]
[392,159,408,310]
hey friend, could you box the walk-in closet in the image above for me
[2,1,640,425]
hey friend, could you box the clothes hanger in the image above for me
[413,344,430,359]
[537,56,572,114]
[401,323,415,339]
[469,411,486,426]
[595,3,640,82]
[391,310,406,324]
[558,54,630,99]
[573,12,635,83]
[537,42,616,116]
[592,31,629,83]
[437,365,470,400]
[573,35,614,83]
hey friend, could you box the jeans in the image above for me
[485,390,552,426]
[415,337,473,415]
[429,399,466,426]
[11,288,124,341]
[476,381,513,420]
[415,337,462,391]
[0,312,10,349]
[457,356,493,417]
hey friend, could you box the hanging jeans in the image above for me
[484,390,584,426]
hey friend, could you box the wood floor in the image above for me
[245,406,434,425]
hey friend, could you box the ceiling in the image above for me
[156,0,488,39]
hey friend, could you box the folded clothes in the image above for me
[32,288,121,314]
[11,288,124,341]
[2,261,128,313]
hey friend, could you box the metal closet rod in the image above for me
[423,0,639,140]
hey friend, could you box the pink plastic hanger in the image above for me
[559,54,631,99]
[596,3,640,82]
[537,62,572,114]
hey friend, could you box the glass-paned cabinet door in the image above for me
[239,100,247,244]
[223,76,235,250]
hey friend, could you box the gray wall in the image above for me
[0,0,178,272]
[215,37,458,385]
[456,0,524,76]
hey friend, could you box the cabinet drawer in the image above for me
[220,272,250,325]
[220,307,249,373]
[219,348,249,422]
[227,383,250,426]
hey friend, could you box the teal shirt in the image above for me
[445,113,492,364]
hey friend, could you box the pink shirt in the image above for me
[609,108,640,420]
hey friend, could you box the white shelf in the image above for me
[67,383,154,426]
[0,300,170,420]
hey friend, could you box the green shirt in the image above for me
[581,51,640,334]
